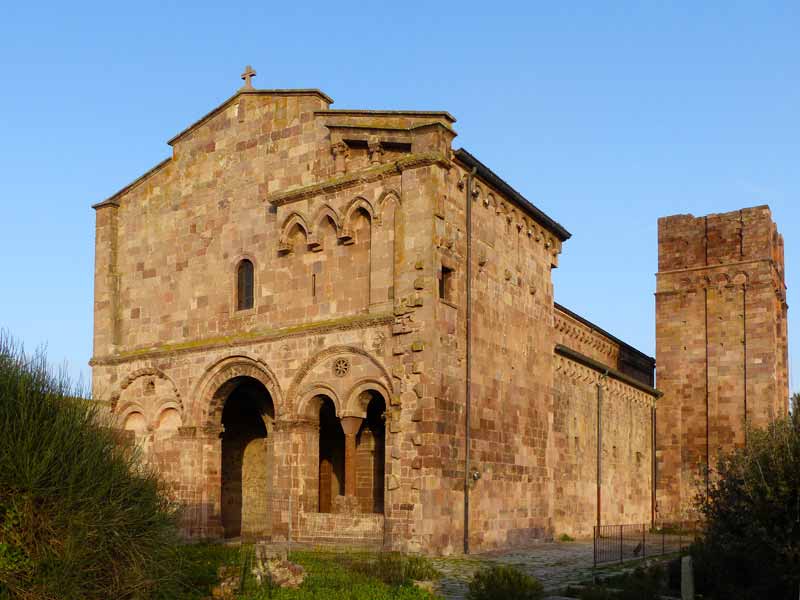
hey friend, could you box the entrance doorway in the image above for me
[220,377,274,538]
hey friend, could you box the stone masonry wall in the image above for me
[552,356,654,538]
[92,87,459,548]
[425,162,564,553]
[655,206,789,519]
[92,80,662,554]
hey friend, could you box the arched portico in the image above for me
[193,356,283,540]
[302,386,388,515]
[287,349,392,517]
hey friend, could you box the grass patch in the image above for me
[244,551,439,599]
[167,546,441,599]
[153,543,241,599]
[345,551,440,586]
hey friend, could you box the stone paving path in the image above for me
[430,541,597,599]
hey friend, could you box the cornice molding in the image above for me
[554,344,662,399]
[656,257,774,276]
[265,153,450,207]
[91,312,393,367]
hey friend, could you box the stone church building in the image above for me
[91,68,788,554]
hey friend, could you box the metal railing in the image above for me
[593,523,695,567]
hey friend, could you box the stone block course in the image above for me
[92,72,784,555]
[655,206,789,519]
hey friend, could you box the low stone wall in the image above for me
[295,512,385,549]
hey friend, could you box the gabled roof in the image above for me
[92,158,171,209]
[167,88,334,146]
[93,88,335,209]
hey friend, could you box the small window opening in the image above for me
[237,259,254,311]
[440,265,455,302]
[312,273,316,298]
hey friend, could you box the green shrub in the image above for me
[558,533,575,542]
[578,587,614,600]
[692,405,800,600]
[402,554,440,582]
[614,566,662,600]
[467,564,544,600]
[347,552,439,586]
[576,566,663,600]
[0,333,181,599]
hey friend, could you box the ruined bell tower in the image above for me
[655,205,789,519]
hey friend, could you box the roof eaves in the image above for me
[92,157,171,209]
[555,344,663,398]
[453,148,571,242]
[554,302,656,363]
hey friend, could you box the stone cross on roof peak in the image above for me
[240,65,256,90]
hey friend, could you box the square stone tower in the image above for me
[655,205,789,519]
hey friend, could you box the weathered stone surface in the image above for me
[655,207,789,520]
[265,559,305,589]
[91,72,788,555]
[211,565,240,599]
[681,555,694,600]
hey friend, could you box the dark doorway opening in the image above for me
[357,392,386,514]
[318,397,345,513]
[220,377,274,538]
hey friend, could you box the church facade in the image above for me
[91,69,788,554]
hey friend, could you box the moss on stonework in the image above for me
[267,152,450,206]
[113,313,393,361]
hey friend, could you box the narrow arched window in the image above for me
[237,259,254,311]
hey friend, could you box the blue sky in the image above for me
[0,2,797,394]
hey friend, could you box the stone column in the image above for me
[201,425,224,539]
[340,416,364,499]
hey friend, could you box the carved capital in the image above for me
[338,227,354,245]
[307,234,323,252]
[277,237,293,254]
[340,415,364,436]
[202,424,224,438]
[273,418,318,434]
